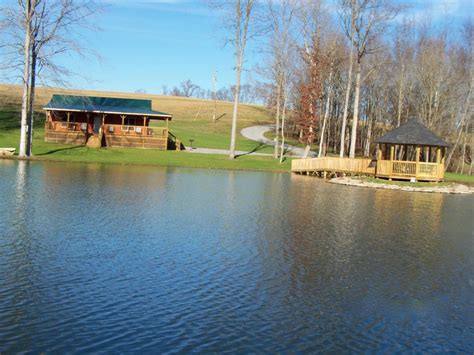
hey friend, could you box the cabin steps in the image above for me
[86,135,102,148]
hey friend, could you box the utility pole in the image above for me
[212,71,217,123]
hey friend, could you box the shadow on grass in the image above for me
[36,145,84,156]
[235,142,268,158]
[214,113,226,122]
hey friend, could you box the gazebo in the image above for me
[375,119,449,182]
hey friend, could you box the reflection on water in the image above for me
[0,161,473,353]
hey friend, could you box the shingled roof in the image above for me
[44,94,172,119]
[376,119,448,147]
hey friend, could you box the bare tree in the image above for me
[2,0,98,156]
[338,0,355,157]
[267,0,294,160]
[214,0,257,159]
[346,0,398,158]
[18,0,35,158]
[180,79,200,97]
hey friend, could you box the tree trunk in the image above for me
[459,122,468,174]
[396,62,405,127]
[279,94,287,164]
[349,59,361,158]
[364,116,372,157]
[339,0,355,158]
[319,66,333,158]
[229,54,243,160]
[446,82,471,169]
[19,0,32,158]
[274,79,281,159]
[26,49,37,157]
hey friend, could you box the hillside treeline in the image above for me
[257,0,472,172]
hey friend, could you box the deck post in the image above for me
[66,112,70,124]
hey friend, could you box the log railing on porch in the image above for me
[104,124,168,138]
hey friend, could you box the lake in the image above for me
[0,160,473,352]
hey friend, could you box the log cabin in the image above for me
[43,94,182,150]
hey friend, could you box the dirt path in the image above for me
[240,125,316,158]
[182,125,316,158]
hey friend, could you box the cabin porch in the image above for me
[44,111,181,150]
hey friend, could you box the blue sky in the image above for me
[39,0,474,94]
[66,0,250,93]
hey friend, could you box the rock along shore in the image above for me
[329,177,474,194]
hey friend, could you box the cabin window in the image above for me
[56,112,75,122]
[125,117,136,126]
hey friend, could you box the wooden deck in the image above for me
[291,156,444,181]
[292,157,376,176]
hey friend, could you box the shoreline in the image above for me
[329,176,474,194]
[0,154,291,174]
[2,156,473,191]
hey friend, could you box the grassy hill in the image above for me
[0,84,293,172]
[0,84,273,152]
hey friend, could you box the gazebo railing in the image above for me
[376,160,443,180]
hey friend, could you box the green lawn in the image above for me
[0,107,291,172]
[152,119,273,153]
[445,172,474,186]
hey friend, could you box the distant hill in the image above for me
[0,84,272,126]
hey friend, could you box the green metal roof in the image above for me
[43,94,172,119]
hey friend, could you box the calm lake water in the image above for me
[0,160,473,353]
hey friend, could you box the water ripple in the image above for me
[0,161,472,352]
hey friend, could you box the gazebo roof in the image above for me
[376,119,448,147]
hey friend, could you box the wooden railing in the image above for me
[291,157,375,175]
[104,124,168,138]
[45,121,84,132]
[168,131,183,151]
[376,160,443,181]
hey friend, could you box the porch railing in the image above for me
[104,124,168,138]
[45,121,84,132]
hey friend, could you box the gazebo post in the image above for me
[389,145,395,179]
[376,144,382,161]
[415,145,421,179]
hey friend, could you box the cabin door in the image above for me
[93,116,101,134]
